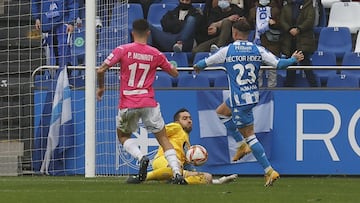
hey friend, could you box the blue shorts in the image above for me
[225,98,256,128]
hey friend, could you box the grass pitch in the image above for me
[0,176,359,203]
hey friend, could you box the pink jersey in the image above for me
[104,42,173,109]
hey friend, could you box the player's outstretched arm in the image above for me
[291,50,304,62]
[193,59,207,74]
[277,50,304,70]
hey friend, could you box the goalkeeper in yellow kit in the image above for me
[127,108,237,184]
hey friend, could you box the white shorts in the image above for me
[116,103,165,134]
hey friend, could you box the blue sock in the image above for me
[218,114,243,142]
[245,135,271,171]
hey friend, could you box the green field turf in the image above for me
[0,176,359,203]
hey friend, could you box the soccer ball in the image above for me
[186,145,208,166]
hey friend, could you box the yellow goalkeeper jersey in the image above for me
[154,122,190,165]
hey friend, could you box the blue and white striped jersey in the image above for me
[204,40,280,107]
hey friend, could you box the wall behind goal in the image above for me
[33,89,360,175]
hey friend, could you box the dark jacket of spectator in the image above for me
[280,0,316,56]
[161,4,202,34]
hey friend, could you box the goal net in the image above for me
[0,0,148,177]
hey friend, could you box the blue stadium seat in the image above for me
[292,72,321,87]
[202,69,227,87]
[96,26,125,65]
[342,52,360,66]
[326,72,359,88]
[311,51,337,66]
[147,3,177,30]
[127,3,144,42]
[105,71,120,87]
[110,2,127,28]
[276,74,285,87]
[177,73,210,87]
[317,27,352,59]
[340,52,360,84]
[69,70,85,88]
[163,52,189,67]
[310,51,338,86]
[193,52,226,86]
[34,70,56,89]
[154,72,173,88]
[193,52,212,64]
[213,73,228,88]
[276,69,287,78]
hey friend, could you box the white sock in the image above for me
[123,138,143,161]
[164,149,181,176]
[212,174,238,184]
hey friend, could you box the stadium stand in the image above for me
[69,70,86,88]
[213,73,228,88]
[311,51,337,86]
[163,52,189,67]
[193,52,211,64]
[317,27,352,59]
[147,3,177,30]
[96,27,120,65]
[327,1,360,34]
[314,1,327,35]
[326,72,359,88]
[109,2,126,28]
[202,69,227,87]
[276,74,285,87]
[153,72,174,88]
[177,73,210,87]
[291,71,321,87]
[311,51,337,66]
[340,52,360,84]
[34,70,56,90]
[321,0,341,8]
[355,32,360,53]
[342,52,360,66]
[127,3,144,42]
[193,52,228,86]
[104,71,119,87]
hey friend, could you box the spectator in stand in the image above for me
[279,0,318,87]
[149,0,203,52]
[248,0,282,87]
[192,0,246,54]
[242,0,284,12]
[31,0,79,67]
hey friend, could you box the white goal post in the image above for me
[84,0,97,178]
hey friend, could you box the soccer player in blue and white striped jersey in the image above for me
[193,18,304,187]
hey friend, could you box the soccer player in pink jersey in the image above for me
[96,19,186,184]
